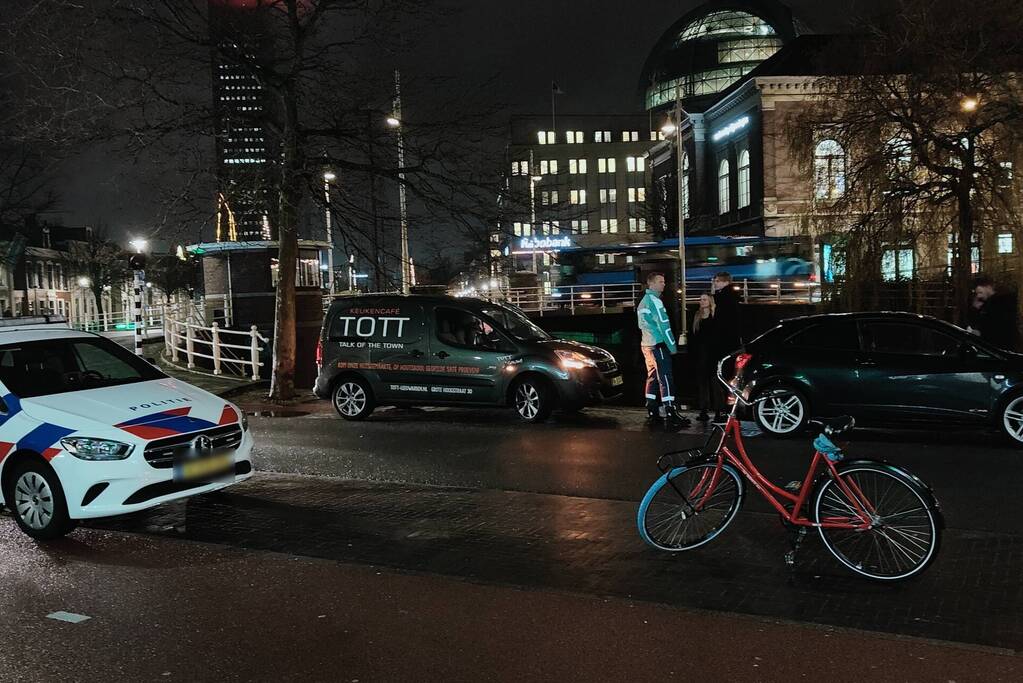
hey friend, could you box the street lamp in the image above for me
[77,276,91,288]
[129,238,148,254]
[960,96,979,113]
[322,170,336,293]
[386,116,401,128]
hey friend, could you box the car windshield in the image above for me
[0,337,166,399]
[481,306,550,342]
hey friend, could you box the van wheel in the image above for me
[5,460,77,540]
[513,377,554,423]
[332,377,375,421]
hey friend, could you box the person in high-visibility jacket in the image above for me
[637,272,689,430]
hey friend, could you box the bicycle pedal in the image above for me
[783,480,802,493]
[784,550,796,567]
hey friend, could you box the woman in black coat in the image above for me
[692,293,726,422]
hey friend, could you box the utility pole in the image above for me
[392,69,411,295]
[322,170,336,293]
[674,84,689,347]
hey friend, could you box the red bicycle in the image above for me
[637,353,943,581]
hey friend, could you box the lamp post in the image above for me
[528,149,542,277]
[388,69,410,294]
[323,171,336,293]
[662,90,690,346]
[128,238,148,356]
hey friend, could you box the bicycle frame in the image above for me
[690,357,876,530]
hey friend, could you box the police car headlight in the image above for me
[60,438,134,461]
[556,350,597,370]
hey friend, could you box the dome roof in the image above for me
[640,0,800,112]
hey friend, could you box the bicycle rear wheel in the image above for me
[637,462,744,551]
[813,463,941,581]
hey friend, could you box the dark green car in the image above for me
[313,294,623,422]
[734,312,1023,443]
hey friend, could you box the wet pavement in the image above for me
[4,405,1023,679]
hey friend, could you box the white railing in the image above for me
[68,295,232,334]
[163,299,267,380]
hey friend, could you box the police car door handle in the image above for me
[436,351,450,359]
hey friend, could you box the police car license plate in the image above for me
[175,454,233,482]
[611,375,624,386]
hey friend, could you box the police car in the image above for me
[0,321,253,539]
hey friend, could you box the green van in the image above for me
[313,295,623,422]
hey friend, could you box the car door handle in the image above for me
[409,349,424,358]
[436,351,450,359]
[854,358,877,367]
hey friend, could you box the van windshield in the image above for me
[0,337,165,398]
[481,306,550,342]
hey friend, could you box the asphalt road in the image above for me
[247,404,1021,535]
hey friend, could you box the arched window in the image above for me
[681,151,691,219]
[814,139,846,199]
[718,159,730,214]
[737,150,751,208]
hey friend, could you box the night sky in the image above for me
[56,0,859,254]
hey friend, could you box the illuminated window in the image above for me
[600,219,618,234]
[627,187,646,202]
[621,131,640,142]
[572,219,589,234]
[566,131,585,144]
[717,37,782,64]
[537,131,555,145]
[626,156,646,172]
[814,139,846,199]
[599,189,617,204]
[541,191,559,205]
[568,159,587,174]
[594,130,612,143]
[597,158,617,173]
[570,190,587,205]
[881,246,915,281]
[946,233,981,275]
[539,159,558,175]
[513,222,524,236]
[511,160,528,176]
[676,10,776,43]
[718,159,730,214]
[998,233,1014,254]
[737,150,751,208]
[629,218,647,232]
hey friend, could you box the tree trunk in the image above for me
[954,185,975,325]
[269,89,302,402]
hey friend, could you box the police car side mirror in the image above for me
[0,396,7,415]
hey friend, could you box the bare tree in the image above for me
[785,0,1023,320]
[61,228,130,322]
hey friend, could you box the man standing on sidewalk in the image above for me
[638,272,689,430]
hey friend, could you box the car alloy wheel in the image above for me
[756,389,805,435]
[1002,395,1023,444]
[334,381,367,417]
[516,383,541,420]
[14,472,55,531]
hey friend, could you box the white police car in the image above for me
[0,323,253,539]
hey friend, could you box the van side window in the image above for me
[435,307,501,351]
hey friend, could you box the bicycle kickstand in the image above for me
[784,527,808,568]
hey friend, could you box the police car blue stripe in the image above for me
[0,393,22,429]
[17,422,76,454]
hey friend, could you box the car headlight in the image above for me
[60,437,134,461]
[556,350,597,370]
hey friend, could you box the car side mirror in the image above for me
[959,343,978,359]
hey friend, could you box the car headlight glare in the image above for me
[60,437,134,461]
[556,350,597,370]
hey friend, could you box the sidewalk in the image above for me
[3,524,1019,682]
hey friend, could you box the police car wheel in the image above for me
[6,461,77,540]
[332,377,375,421]
[513,378,553,423]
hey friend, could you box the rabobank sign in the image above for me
[517,236,573,251]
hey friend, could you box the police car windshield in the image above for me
[481,307,550,342]
[0,337,165,398]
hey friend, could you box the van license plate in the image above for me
[176,454,233,482]
[611,375,624,387]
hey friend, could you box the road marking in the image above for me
[47,611,91,624]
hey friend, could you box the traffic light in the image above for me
[128,253,147,270]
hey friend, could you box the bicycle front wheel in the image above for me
[813,463,941,581]
[637,462,744,552]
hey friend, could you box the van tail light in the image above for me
[735,352,753,372]
[315,338,323,369]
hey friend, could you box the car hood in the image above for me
[19,378,239,440]
[535,338,614,362]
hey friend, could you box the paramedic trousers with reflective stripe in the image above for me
[642,343,675,412]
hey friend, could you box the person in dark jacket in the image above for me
[972,275,1019,351]
[711,271,742,354]
[692,293,726,422]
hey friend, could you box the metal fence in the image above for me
[163,301,268,380]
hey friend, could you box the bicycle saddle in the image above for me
[808,415,855,436]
